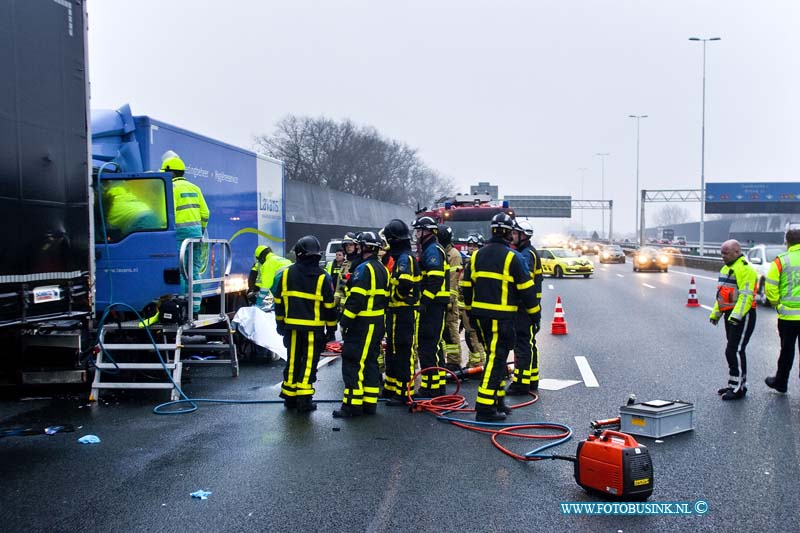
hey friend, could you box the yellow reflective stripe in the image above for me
[283,290,323,301]
[323,302,336,309]
[427,271,445,277]
[422,290,436,300]
[343,309,357,319]
[526,304,541,314]
[301,330,315,387]
[516,279,534,290]
[350,286,389,297]
[284,317,327,326]
[314,274,324,323]
[501,252,514,309]
[472,271,514,282]
[460,280,473,287]
[472,301,517,312]
[357,309,384,317]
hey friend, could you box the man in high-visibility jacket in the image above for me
[273,236,337,413]
[765,225,800,393]
[709,239,758,401]
[247,245,292,306]
[382,219,421,405]
[439,225,465,371]
[461,213,539,422]
[461,235,486,368]
[413,216,450,398]
[162,154,209,315]
[507,219,543,395]
[333,231,389,418]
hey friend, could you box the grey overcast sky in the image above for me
[87,0,800,237]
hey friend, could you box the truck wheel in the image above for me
[555,266,564,278]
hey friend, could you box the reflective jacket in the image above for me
[516,242,543,315]
[258,252,293,294]
[172,177,209,232]
[341,257,389,327]
[273,260,337,330]
[445,244,463,305]
[388,244,421,308]
[765,243,800,320]
[460,238,539,320]
[709,255,758,322]
[335,252,360,303]
[418,239,450,305]
[326,259,344,289]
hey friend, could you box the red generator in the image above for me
[574,430,653,500]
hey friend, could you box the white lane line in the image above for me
[575,356,599,387]
[700,304,714,312]
[669,270,717,282]
[538,378,581,391]
[548,284,554,290]
[642,283,656,289]
[616,273,625,278]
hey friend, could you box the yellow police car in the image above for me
[540,248,595,278]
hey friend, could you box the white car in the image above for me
[746,244,786,304]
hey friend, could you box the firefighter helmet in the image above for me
[383,219,411,242]
[514,219,534,238]
[358,231,382,250]
[161,155,186,173]
[491,212,515,231]
[412,216,438,232]
[466,234,484,247]
[294,235,322,258]
[438,225,453,247]
[342,232,358,244]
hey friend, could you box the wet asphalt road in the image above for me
[2,260,800,532]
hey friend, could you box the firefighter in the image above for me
[413,216,450,397]
[162,153,209,315]
[461,235,486,368]
[334,232,359,313]
[461,213,539,421]
[273,236,337,413]
[334,231,389,418]
[326,249,345,289]
[247,245,292,307]
[709,239,758,401]
[764,224,800,394]
[438,225,464,371]
[382,219,421,405]
[507,219,543,395]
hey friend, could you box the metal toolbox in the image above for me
[619,400,695,438]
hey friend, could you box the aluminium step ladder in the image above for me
[90,239,239,402]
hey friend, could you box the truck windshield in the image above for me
[448,221,491,240]
[95,178,168,243]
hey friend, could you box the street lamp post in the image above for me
[595,153,610,239]
[578,167,588,235]
[628,115,648,245]
[689,36,721,256]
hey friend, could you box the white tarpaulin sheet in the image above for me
[232,307,287,360]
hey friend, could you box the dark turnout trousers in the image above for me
[723,308,756,393]
[384,307,418,400]
[473,317,515,411]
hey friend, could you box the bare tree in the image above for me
[653,204,691,226]
[254,115,454,208]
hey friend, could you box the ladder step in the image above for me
[183,359,234,365]
[95,363,176,370]
[183,344,232,350]
[92,382,176,390]
[101,343,178,351]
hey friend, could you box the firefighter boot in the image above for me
[296,397,317,413]
[332,403,363,418]
[283,397,297,409]
[530,380,539,392]
[506,382,530,396]
[496,397,512,415]
[475,404,506,422]
[363,403,377,415]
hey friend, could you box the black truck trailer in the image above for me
[0,0,93,383]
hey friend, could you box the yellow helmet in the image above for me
[161,156,185,173]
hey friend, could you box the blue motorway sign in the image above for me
[705,182,800,214]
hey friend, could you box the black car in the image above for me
[632,247,670,272]
[599,244,626,264]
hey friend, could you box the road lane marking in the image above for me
[616,274,624,278]
[575,356,599,387]
[548,284,554,290]
[538,378,581,391]
[642,283,656,289]
[669,270,717,282]
[700,304,714,312]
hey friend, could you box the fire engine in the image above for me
[419,194,515,252]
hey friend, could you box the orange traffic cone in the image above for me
[551,296,568,335]
[686,276,700,307]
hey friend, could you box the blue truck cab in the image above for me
[91,105,285,314]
